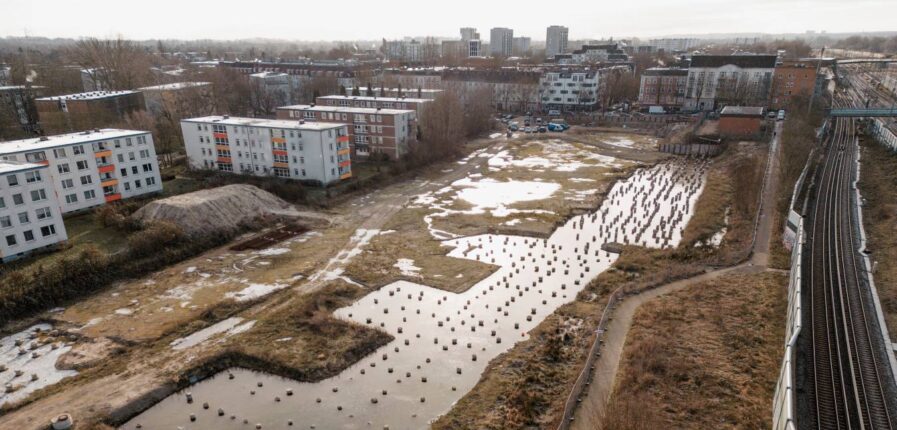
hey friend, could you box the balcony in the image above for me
[100,178,118,188]
[271,137,286,144]
[104,193,122,203]
[213,132,228,139]
[340,171,353,180]
[337,135,350,143]
[217,156,232,164]
[339,159,351,168]
[94,150,112,159]
[273,161,289,168]
[272,149,288,157]
[97,164,115,174]
[337,148,351,156]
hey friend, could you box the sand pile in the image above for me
[131,184,300,236]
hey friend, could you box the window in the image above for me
[65,193,78,204]
[124,182,130,191]
[120,168,128,177]
[62,178,74,189]
[76,160,89,170]
[12,194,23,205]
[131,166,138,174]
[18,212,29,224]
[80,175,93,185]
[146,177,156,186]
[5,235,16,246]
[114,139,121,148]
[142,163,153,172]
[73,145,84,155]
[6,174,18,187]
[53,148,67,158]
[25,151,46,163]
[40,225,56,237]
[117,154,124,163]
[129,152,135,161]
[57,163,71,174]
[0,197,4,209]
[135,179,142,188]
[84,190,96,200]
[0,216,10,228]
[25,171,41,183]
[36,207,52,220]
[30,189,47,202]
[23,230,34,242]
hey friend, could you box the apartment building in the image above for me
[683,54,777,111]
[316,95,431,113]
[0,129,162,214]
[250,72,296,109]
[512,37,532,56]
[770,61,821,110]
[460,27,480,41]
[219,61,381,92]
[35,91,145,129]
[539,68,610,112]
[638,68,689,111]
[0,85,43,135]
[546,26,569,58]
[355,87,443,100]
[0,161,68,262]
[570,44,630,64]
[442,69,541,112]
[276,105,416,160]
[181,116,351,185]
[490,28,514,57]
[137,82,212,116]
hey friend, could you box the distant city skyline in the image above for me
[3,0,895,42]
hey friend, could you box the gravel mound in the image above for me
[131,184,299,236]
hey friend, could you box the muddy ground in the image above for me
[0,128,712,429]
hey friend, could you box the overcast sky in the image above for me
[3,0,894,42]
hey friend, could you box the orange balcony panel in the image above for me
[340,172,353,180]
[104,193,122,203]
[217,157,232,164]
[337,135,350,143]
[272,149,288,156]
[337,148,351,156]
[213,132,228,139]
[94,150,112,158]
[101,178,118,188]
[215,144,230,151]
[338,160,351,168]
[273,162,289,168]
[97,164,115,174]
[271,137,286,144]
[37,160,50,166]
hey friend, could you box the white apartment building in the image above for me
[468,40,483,58]
[539,69,603,112]
[490,28,514,57]
[683,54,778,111]
[546,26,569,58]
[354,87,443,100]
[181,116,351,185]
[0,129,163,214]
[0,161,68,262]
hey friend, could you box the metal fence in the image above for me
[772,216,804,430]
[869,118,897,151]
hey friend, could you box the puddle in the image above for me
[0,324,77,407]
[122,161,706,429]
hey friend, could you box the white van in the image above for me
[777,110,785,121]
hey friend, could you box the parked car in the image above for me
[767,110,777,119]
[537,126,547,133]
[509,124,519,131]
[524,120,531,126]
[777,110,786,121]
[548,123,566,132]
[524,127,533,133]
[536,118,543,124]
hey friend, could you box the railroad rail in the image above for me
[801,87,896,429]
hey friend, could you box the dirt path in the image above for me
[570,122,783,429]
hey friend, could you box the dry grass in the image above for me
[603,271,787,430]
[857,139,897,342]
[678,141,768,265]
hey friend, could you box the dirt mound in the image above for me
[131,184,299,236]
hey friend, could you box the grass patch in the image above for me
[602,271,787,429]
[857,138,897,342]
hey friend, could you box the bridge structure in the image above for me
[828,107,897,117]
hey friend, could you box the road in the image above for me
[570,121,783,429]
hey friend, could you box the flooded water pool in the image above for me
[122,160,706,430]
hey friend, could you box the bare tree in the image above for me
[418,90,466,157]
[68,37,154,90]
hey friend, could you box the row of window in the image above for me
[4,224,59,247]
[0,188,49,210]
[2,170,43,188]
[1,204,54,228]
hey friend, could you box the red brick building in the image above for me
[719,106,765,137]
[35,90,144,131]
[315,95,431,114]
[638,67,688,112]
[276,104,417,160]
[771,61,820,110]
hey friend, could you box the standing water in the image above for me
[122,160,706,429]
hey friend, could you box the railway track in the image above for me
[803,88,896,429]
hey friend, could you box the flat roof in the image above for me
[720,106,765,117]
[278,104,414,115]
[138,82,211,91]
[182,116,345,131]
[0,129,149,155]
[35,90,140,101]
[0,85,44,91]
[356,87,443,93]
[0,161,45,175]
[317,95,432,103]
